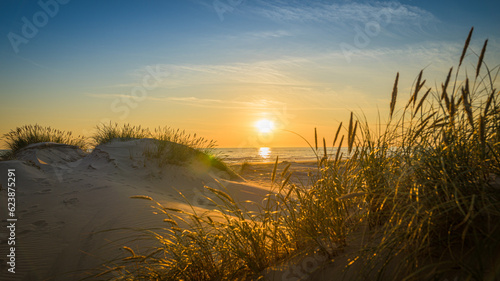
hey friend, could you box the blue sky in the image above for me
[1,0,499,147]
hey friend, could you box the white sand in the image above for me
[0,140,272,280]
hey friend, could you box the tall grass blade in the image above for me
[348,121,358,154]
[348,112,353,153]
[407,70,424,109]
[323,137,327,158]
[390,72,399,118]
[314,127,318,151]
[414,88,431,116]
[476,39,488,78]
[461,78,474,128]
[333,122,343,148]
[271,156,278,183]
[441,67,453,101]
[479,114,486,159]
[484,88,495,116]
[334,135,344,164]
[459,27,474,67]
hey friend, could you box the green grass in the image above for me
[143,126,220,167]
[97,28,500,281]
[1,124,87,157]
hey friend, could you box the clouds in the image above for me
[131,59,308,87]
[87,92,288,110]
[246,30,292,39]
[157,96,286,109]
[249,1,437,26]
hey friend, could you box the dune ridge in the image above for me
[0,139,271,281]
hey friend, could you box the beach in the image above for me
[0,140,319,280]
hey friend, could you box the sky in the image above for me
[1,0,499,149]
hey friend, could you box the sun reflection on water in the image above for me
[258,147,271,160]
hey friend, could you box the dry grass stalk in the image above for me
[441,67,453,102]
[414,88,431,116]
[348,112,354,154]
[484,88,496,115]
[315,127,318,150]
[99,28,500,281]
[406,70,425,109]
[459,27,474,67]
[476,39,488,78]
[390,72,399,117]
[333,122,343,147]
[461,78,474,128]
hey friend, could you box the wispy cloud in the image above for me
[250,1,436,26]
[86,93,132,99]
[87,37,500,114]
[156,97,286,109]
[86,92,288,110]
[129,59,310,87]
[246,30,292,39]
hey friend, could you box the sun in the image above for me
[255,119,275,133]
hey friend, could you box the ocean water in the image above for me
[213,147,349,164]
[0,147,350,164]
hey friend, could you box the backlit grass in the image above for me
[92,122,228,172]
[95,28,500,280]
[2,124,87,157]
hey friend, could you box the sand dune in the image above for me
[0,139,275,280]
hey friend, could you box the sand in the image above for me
[0,140,318,280]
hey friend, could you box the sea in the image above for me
[214,147,351,164]
[0,147,351,164]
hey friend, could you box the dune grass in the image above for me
[95,29,500,280]
[91,122,151,145]
[92,122,224,169]
[1,124,87,157]
[351,28,500,280]
[1,122,223,170]
[143,126,220,167]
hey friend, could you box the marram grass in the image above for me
[98,28,499,280]
[91,122,151,145]
[1,122,225,174]
[92,122,223,168]
[2,124,87,156]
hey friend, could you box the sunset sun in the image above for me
[255,119,275,134]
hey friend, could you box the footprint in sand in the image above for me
[17,220,50,235]
[62,190,79,196]
[63,197,79,206]
[33,220,48,228]
[0,231,7,242]
[35,188,52,195]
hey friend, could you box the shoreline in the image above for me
[231,160,319,188]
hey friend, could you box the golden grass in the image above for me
[97,28,500,280]
[2,124,87,156]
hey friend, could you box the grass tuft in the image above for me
[92,122,150,145]
[2,124,87,157]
